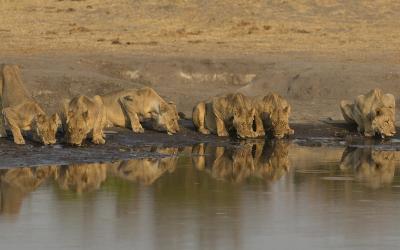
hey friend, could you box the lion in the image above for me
[253,92,294,139]
[63,95,107,146]
[340,147,395,189]
[191,140,290,183]
[340,88,396,137]
[63,87,179,146]
[192,93,264,139]
[0,64,61,144]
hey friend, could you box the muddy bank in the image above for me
[0,120,230,168]
[1,119,400,168]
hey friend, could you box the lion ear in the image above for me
[168,101,177,110]
[15,65,22,74]
[160,103,169,113]
[283,106,290,113]
[35,114,47,125]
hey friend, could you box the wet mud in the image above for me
[1,119,400,168]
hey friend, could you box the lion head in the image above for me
[65,110,91,146]
[31,113,61,145]
[260,93,294,139]
[263,106,293,139]
[152,103,180,135]
[371,107,396,137]
[232,107,257,139]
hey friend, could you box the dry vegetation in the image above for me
[1,0,400,55]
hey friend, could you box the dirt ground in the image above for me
[1,0,400,164]
[1,1,400,123]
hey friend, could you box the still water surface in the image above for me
[0,141,399,250]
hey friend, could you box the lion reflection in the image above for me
[56,163,108,194]
[0,166,56,215]
[340,147,396,189]
[108,147,179,185]
[192,141,290,183]
[0,148,179,214]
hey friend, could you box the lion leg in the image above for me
[212,105,229,137]
[361,118,374,137]
[91,96,106,144]
[0,95,6,137]
[215,116,229,137]
[129,113,144,133]
[254,114,265,137]
[92,116,106,144]
[119,97,144,133]
[92,122,106,145]
[350,106,374,136]
[3,108,25,144]
[192,102,210,135]
[92,132,105,144]
[340,100,356,124]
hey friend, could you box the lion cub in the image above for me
[101,88,180,135]
[340,88,396,137]
[192,93,264,139]
[63,87,180,146]
[0,64,60,145]
[253,93,294,139]
[62,95,107,146]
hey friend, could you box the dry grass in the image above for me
[1,0,400,55]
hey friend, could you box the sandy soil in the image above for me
[1,1,400,125]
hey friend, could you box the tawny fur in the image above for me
[0,64,60,145]
[63,87,179,146]
[340,88,396,137]
[192,93,264,139]
[253,92,294,139]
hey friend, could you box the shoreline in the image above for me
[0,120,398,169]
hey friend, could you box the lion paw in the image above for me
[92,137,106,145]
[364,132,374,137]
[254,131,265,137]
[198,128,210,135]
[14,136,26,145]
[132,127,145,133]
[217,131,229,137]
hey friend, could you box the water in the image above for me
[0,141,400,250]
